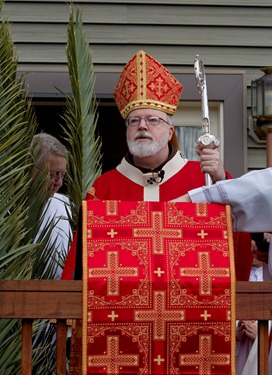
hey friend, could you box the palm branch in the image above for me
[0,1,68,372]
[0,0,102,372]
[30,5,102,372]
[61,4,102,228]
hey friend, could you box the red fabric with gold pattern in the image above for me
[113,50,183,119]
[70,201,236,375]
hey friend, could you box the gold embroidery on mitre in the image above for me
[114,50,183,119]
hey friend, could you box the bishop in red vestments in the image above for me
[63,51,252,375]
[63,50,252,283]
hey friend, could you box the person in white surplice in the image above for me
[174,167,272,373]
[30,133,73,374]
[31,132,72,279]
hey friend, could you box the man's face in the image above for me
[126,109,174,158]
[47,154,67,197]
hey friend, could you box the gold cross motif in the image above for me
[154,355,165,365]
[107,228,118,238]
[180,252,230,295]
[88,251,138,296]
[123,80,136,99]
[197,229,208,239]
[150,76,169,97]
[154,267,164,277]
[108,310,119,322]
[180,335,230,374]
[200,310,211,321]
[88,336,139,372]
[133,211,182,254]
[135,291,184,340]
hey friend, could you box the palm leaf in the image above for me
[30,5,103,372]
[61,4,102,227]
[0,1,63,372]
[0,0,103,372]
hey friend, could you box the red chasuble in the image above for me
[69,200,236,375]
[62,158,253,282]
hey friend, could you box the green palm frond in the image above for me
[0,2,62,372]
[0,4,38,275]
[61,4,102,226]
[0,0,103,372]
[0,319,22,375]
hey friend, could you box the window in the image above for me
[174,102,223,160]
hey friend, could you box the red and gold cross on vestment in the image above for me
[69,200,236,375]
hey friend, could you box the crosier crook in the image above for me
[194,54,220,186]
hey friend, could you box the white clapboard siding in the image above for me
[3,0,272,171]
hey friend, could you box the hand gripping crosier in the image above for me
[194,54,220,186]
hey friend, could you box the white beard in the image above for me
[127,130,169,158]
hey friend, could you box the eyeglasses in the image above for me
[126,116,169,127]
[50,171,66,181]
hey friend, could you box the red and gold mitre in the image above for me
[114,50,183,119]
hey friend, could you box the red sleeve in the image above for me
[61,229,78,280]
[233,232,253,281]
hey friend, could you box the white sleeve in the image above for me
[188,168,272,232]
